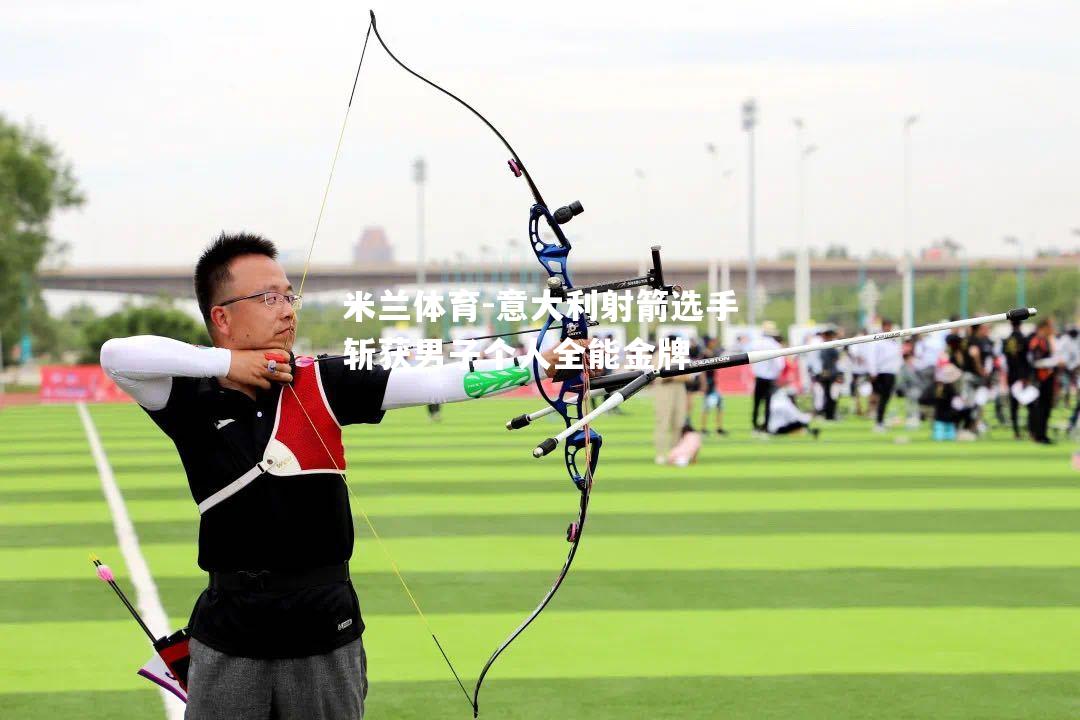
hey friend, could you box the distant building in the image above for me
[353,227,393,264]
[920,237,962,261]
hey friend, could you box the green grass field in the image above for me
[1,396,1077,719]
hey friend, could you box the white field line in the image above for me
[77,402,185,720]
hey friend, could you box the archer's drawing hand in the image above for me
[227,349,294,389]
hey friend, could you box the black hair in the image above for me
[194,232,278,324]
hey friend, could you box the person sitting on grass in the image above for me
[767,381,820,438]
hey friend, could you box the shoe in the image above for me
[1035,437,1055,445]
[872,424,886,433]
[655,455,668,465]
[809,427,820,439]
[716,428,729,436]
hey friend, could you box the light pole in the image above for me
[413,157,427,287]
[1003,236,1025,307]
[901,115,918,327]
[742,99,758,325]
[793,118,817,325]
[635,169,649,341]
[705,144,733,340]
[953,239,968,318]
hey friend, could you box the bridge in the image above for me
[38,256,1070,299]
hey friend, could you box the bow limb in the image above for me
[285,16,473,710]
[361,13,598,714]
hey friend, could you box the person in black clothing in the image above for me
[1027,318,1062,444]
[750,324,784,432]
[1002,317,1032,439]
[98,233,589,720]
[815,328,841,420]
[965,323,994,433]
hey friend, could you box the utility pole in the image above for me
[1004,236,1025,307]
[705,143,733,340]
[901,115,918,327]
[793,118,817,325]
[413,157,427,287]
[742,99,758,325]
[635,168,649,342]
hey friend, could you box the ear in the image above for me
[208,306,232,340]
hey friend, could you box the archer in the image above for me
[100,232,596,720]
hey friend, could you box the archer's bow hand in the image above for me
[226,349,295,389]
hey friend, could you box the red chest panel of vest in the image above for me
[264,360,345,475]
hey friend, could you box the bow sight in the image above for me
[545,245,683,301]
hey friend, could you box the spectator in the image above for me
[767,383,820,437]
[750,322,784,434]
[814,328,841,420]
[1027,318,1063,444]
[1059,327,1079,407]
[847,335,870,416]
[653,358,690,464]
[682,337,704,433]
[1002,317,1032,439]
[867,319,902,432]
[698,336,727,436]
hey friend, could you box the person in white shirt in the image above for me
[750,322,784,432]
[1059,327,1079,408]
[846,339,869,416]
[867,318,903,431]
[767,384,819,437]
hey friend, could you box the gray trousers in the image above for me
[185,636,367,720]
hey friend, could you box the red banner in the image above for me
[39,365,129,403]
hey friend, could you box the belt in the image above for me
[209,563,350,593]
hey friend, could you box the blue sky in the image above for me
[3,0,1078,273]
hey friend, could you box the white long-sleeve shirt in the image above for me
[913,331,945,372]
[100,335,531,412]
[1059,334,1080,371]
[767,390,811,432]
[866,338,903,376]
[750,336,785,380]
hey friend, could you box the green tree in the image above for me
[0,115,84,364]
[81,300,210,364]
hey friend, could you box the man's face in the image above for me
[212,254,297,351]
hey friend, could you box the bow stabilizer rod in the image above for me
[529,306,1038,456]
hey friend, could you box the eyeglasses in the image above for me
[218,291,303,310]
